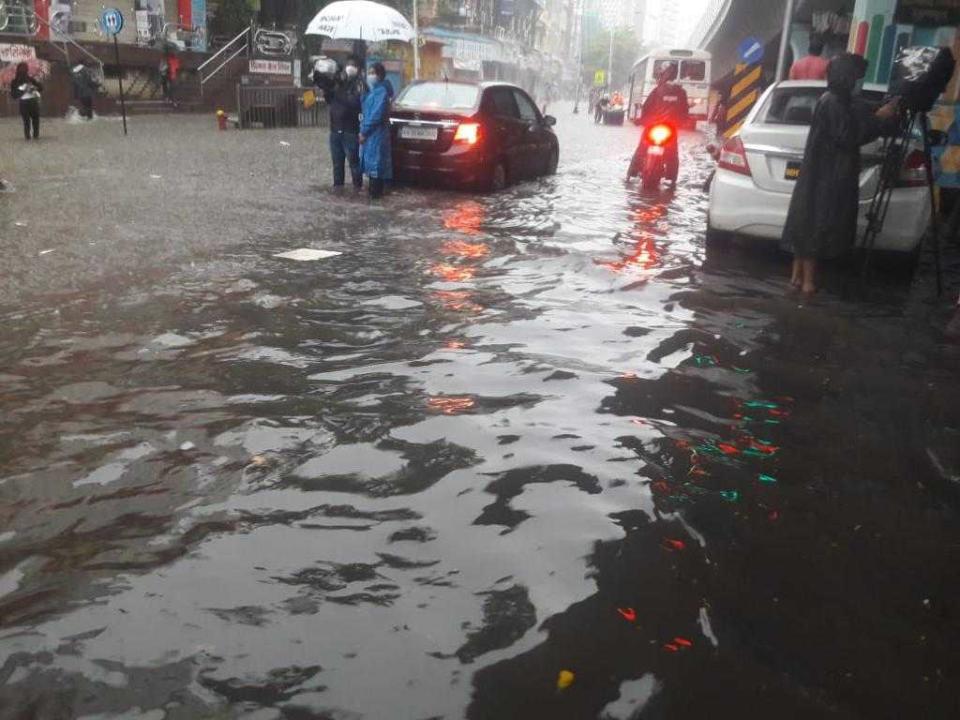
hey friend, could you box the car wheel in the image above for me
[485,160,508,193]
[705,223,732,248]
[545,147,559,176]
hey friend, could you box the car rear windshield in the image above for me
[760,86,885,125]
[395,83,480,110]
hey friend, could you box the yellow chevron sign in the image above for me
[723,60,764,139]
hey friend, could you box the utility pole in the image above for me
[775,0,797,82]
[607,25,614,88]
[412,0,421,79]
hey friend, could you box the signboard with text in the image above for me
[0,44,37,63]
[896,0,960,25]
[249,59,293,75]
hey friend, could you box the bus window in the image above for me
[680,60,706,81]
[653,60,679,78]
[634,59,648,83]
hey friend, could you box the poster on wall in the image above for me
[896,0,960,26]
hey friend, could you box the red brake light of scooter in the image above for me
[454,122,481,144]
[646,124,674,147]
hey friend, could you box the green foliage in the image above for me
[210,0,257,37]
[582,27,641,89]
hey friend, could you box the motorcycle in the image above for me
[626,122,678,190]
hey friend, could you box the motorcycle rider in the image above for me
[631,64,690,184]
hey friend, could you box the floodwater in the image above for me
[1,111,960,719]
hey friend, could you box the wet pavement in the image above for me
[2,109,960,719]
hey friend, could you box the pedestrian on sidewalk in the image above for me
[780,53,900,295]
[72,63,100,120]
[314,56,364,189]
[11,63,43,141]
[359,62,392,200]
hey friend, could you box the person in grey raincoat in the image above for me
[780,53,900,294]
[359,62,392,199]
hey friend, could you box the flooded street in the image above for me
[2,110,960,719]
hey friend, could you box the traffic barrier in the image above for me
[237,85,328,129]
[723,62,763,138]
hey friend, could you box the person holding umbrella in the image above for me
[314,56,365,190]
[359,62,392,199]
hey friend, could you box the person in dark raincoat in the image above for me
[359,62,392,200]
[780,53,900,294]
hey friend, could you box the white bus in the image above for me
[626,48,712,126]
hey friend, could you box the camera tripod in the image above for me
[859,109,943,295]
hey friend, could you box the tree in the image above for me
[209,0,257,37]
[582,27,639,90]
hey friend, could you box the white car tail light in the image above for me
[718,136,751,177]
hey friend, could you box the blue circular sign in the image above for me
[100,8,124,35]
[738,36,764,65]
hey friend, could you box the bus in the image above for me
[626,48,712,126]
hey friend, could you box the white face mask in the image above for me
[367,75,379,86]
[345,65,358,78]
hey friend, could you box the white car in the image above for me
[708,80,931,252]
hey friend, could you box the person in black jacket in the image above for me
[11,63,43,141]
[780,54,899,294]
[314,56,365,189]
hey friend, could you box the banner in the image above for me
[0,44,37,62]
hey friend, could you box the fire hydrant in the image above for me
[216,109,228,131]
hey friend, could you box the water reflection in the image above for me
[1,118,958,719]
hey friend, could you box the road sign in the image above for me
[100,8,124,36]
[594,69,606,87]
[737,36,764,65]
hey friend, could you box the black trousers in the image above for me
[368,178,385,199]
[20,98,39,139]
[80,96,94,120]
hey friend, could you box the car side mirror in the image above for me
[544,115,557,127]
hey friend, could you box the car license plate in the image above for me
[785,161,801,180]
[400,126,438,141]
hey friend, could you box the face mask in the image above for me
[345,65,358,78]
[367,75,379,86]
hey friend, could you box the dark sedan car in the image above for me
[390,81,559,191]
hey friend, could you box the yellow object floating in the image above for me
[556,669,575,691]
[303,89,317,109]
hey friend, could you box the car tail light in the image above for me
[646,123,674,146]
[454,123,480,144]
[718,136,751,176]
[898,149,927,187]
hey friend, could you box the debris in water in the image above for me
[617,607,637,622]
[759,474,778,484]
[274,248,343,261]
[250,455,268,466]
[719,490,740,502]
[179,441,196,451]
[556,670,575,691]
[279,140,291,146]
[38,249,55,256]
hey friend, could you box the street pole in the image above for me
[573,0,583,113]
[113,34,128,136]
[607,26,614,88]
[775,0,798,82]
[412,0,420,80]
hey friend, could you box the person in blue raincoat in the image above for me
[359,62,393,199]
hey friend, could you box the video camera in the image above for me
[889,46,956,113]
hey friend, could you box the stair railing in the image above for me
[197,25,250,95]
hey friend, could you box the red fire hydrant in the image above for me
[217,109,228,131]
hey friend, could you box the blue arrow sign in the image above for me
[738,36,764,65]
[100,8,124,35]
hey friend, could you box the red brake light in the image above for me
[646,124,674,146]
[718,136,751,176]
[898,149,927,187]
[454,122,480,144]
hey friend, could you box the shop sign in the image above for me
[249,59,293,75]
[0,44,37,62]
[896,0,960,26]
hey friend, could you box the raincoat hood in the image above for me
[827,53,868,99]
